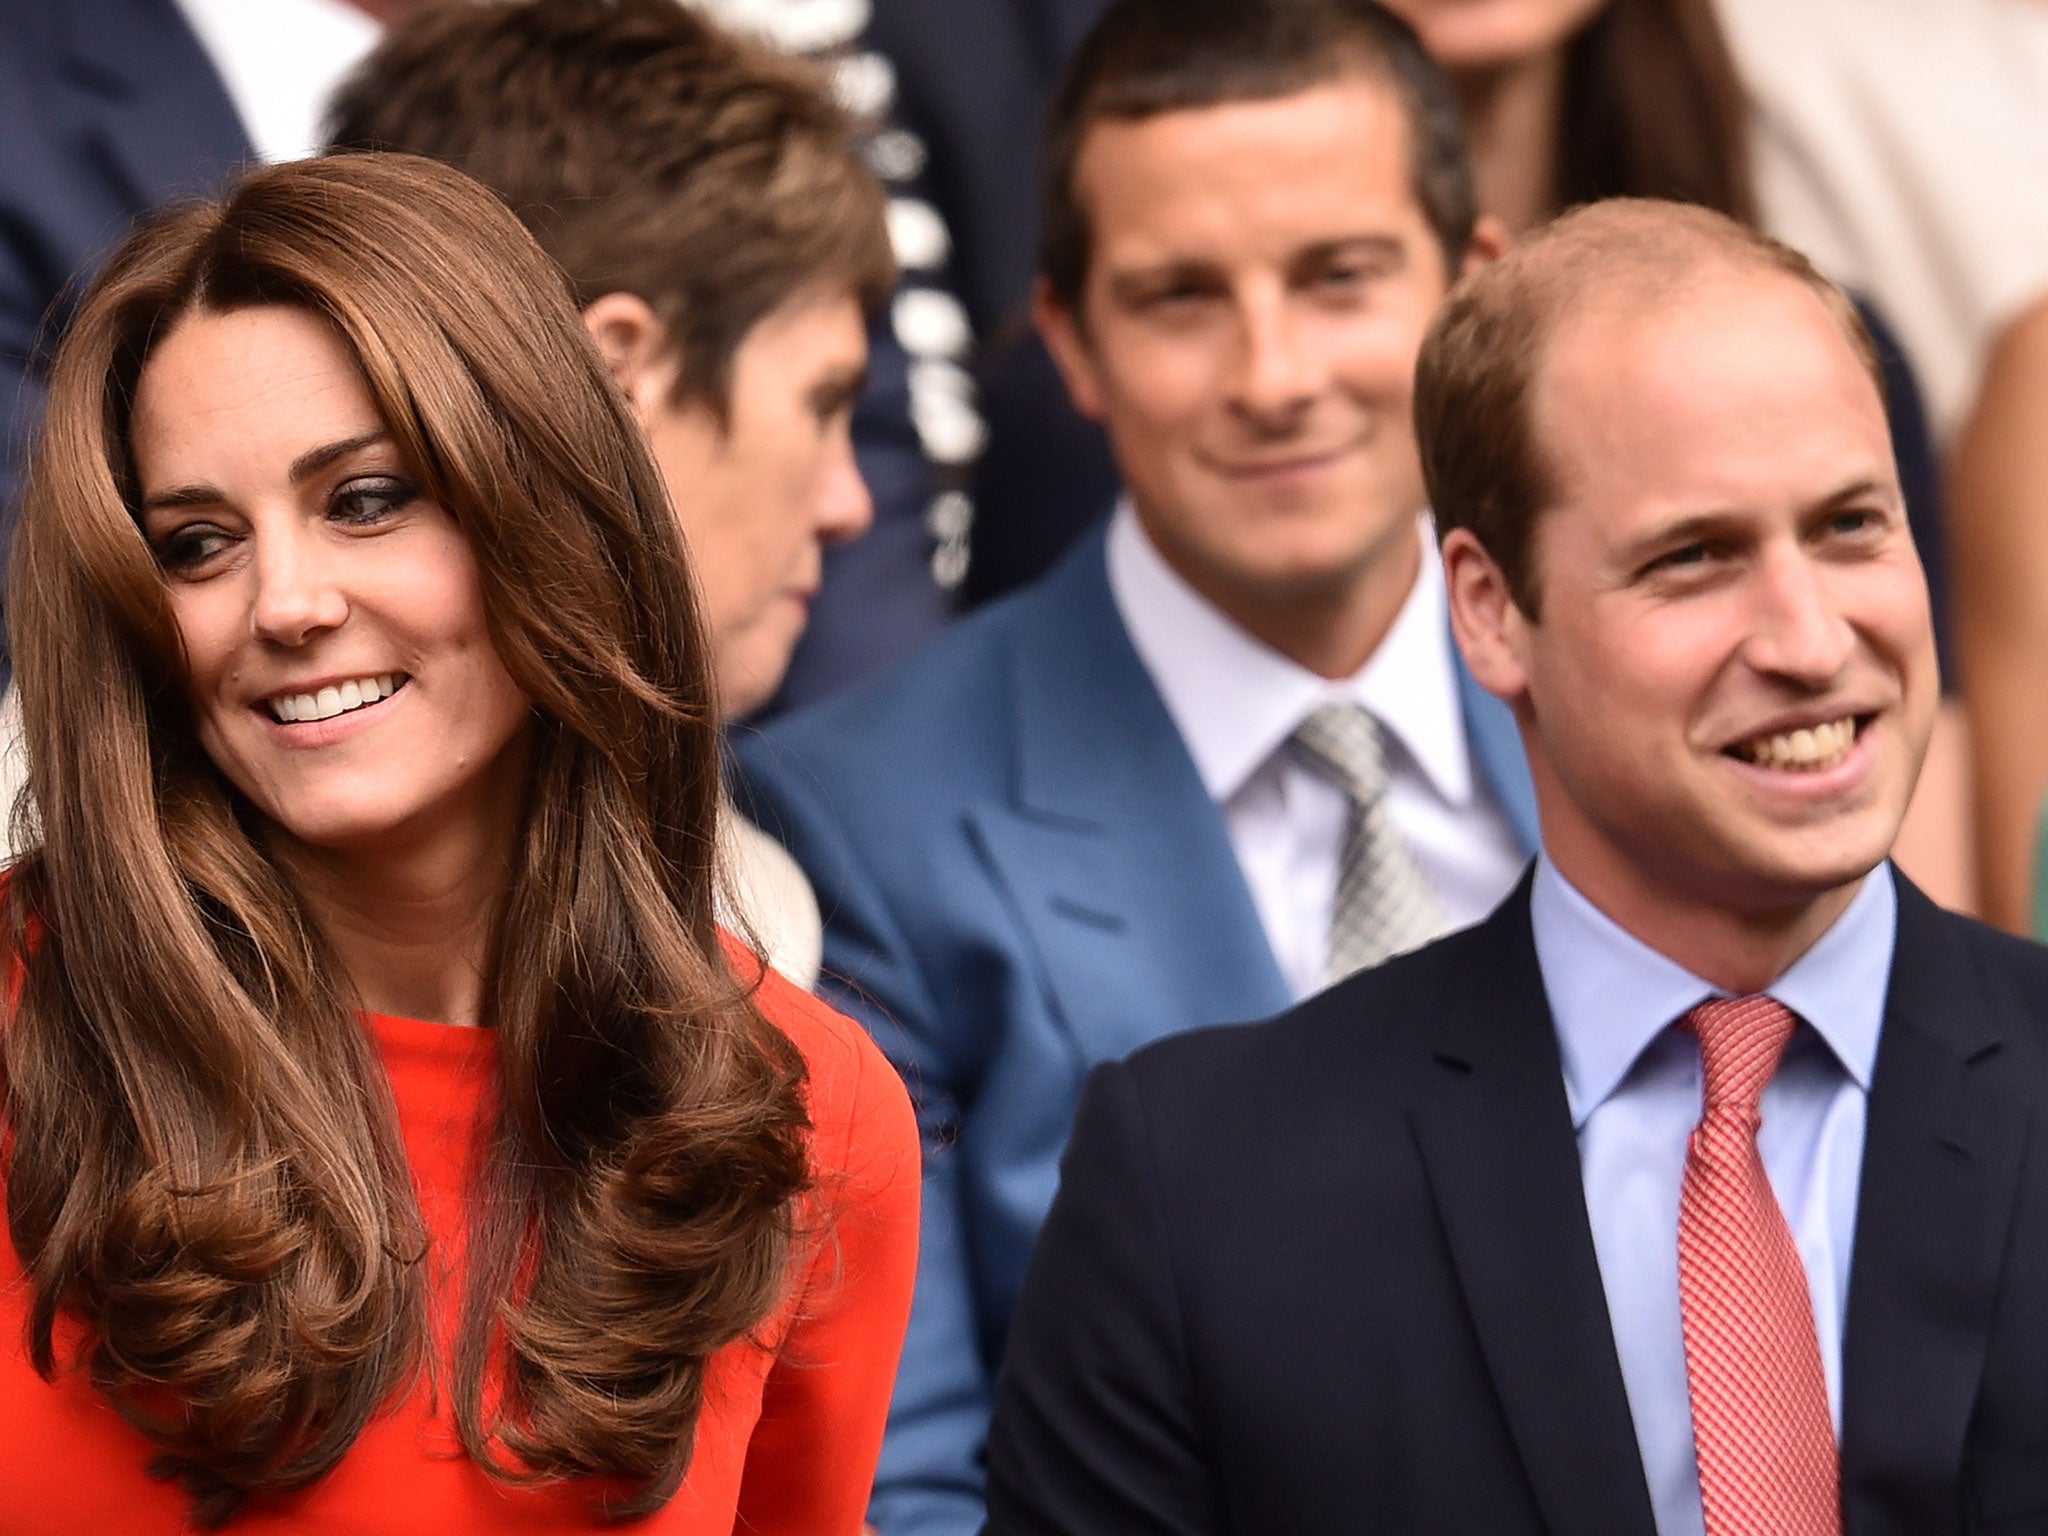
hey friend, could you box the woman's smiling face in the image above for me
[130,303,534,857]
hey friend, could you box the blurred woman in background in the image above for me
[0,152,916,1532]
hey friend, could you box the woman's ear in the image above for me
[582,292,674,426]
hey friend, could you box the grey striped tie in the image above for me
[1291,703,1447,983]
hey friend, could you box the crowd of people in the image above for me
[1,0,2046,1533]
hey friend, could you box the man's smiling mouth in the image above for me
[1726,715,1863,772]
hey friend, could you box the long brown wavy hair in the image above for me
[1,152,810,1525]
[1556,0,1758,223]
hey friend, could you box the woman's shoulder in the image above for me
[720,931,915,1185]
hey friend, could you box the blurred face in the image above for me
[1379,0,1608,73]
[131,305,534,858]
[1040,76,1463,665]
[637,292,872,719]
[1490,272,1937,930]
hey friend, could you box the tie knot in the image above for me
[1291,703,1390,806]
[1681,995,1797,1114]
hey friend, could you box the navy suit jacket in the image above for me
[735,527,1538,1536]
[0,0,253,671]
[988,872,2048,1535]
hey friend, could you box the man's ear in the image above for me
[1460,214,1511,280]
[582,291,674,426]
[1442,526,1533,705]
[1033,276,1108,422]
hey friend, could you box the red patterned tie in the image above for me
[1677,996,1841,1536]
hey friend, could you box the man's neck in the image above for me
[1547,839,1869,996]
[1141,516,1425,681]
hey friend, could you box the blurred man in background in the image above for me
[739,2,1536,1528]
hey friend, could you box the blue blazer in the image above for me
[734,527,1538,1536]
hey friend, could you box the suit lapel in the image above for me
[966,534,1291,1064]
[1840,875,2026,1525]
[1409,884,1659,1536]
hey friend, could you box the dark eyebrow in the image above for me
[289,431,390,485]
[1623,474,1903,564]
[1811,476,1898,512]
[808,363,869,415]
[1624,511,1743,553]
[1295,234,1406,268]
[139,431,392,515]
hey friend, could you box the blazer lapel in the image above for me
[1409,883,1659,1536]
[1839,874,2026,1529]
[966,534,1291,1064]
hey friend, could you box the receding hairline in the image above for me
[1470,200,1876,384]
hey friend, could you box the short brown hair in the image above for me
[325,0,893,417]
[1040,0,1475,312]
[1415,198,1884,618]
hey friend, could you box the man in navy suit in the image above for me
[986,199,2048,1535]
[736,4,1535,1531]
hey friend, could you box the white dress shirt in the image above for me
[1107,506,1525,1000]
[1531,857,1895,1536]
[171,0,380,165]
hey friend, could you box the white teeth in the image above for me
[1735,717,1857,771]
[265,674,403,725]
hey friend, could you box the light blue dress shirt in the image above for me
[1529,858,1896,1536]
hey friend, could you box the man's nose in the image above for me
[250,521,348,645]
[1230,288,1324,426]
[1745,545,1855,685]
[816,431,874,547]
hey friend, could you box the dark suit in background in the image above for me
[988,874,2048,1535]
[0,0,251,680]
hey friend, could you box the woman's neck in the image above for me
[273,791,523,1029]
[1455,49,1568,239]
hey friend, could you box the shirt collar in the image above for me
[1532,857,1895,1129]
[1106,502,1474,806]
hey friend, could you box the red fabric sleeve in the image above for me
[733,961,921,1535]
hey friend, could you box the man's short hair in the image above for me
[1039,0,1474,313]
[325,0,893,418]
[1415,198,1886,619]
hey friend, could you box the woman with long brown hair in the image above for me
[0,151,917,1532]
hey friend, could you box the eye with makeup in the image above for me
[330,474,420,528]
[151,519,236,575]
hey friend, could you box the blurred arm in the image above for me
[1953,294,2048,932]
